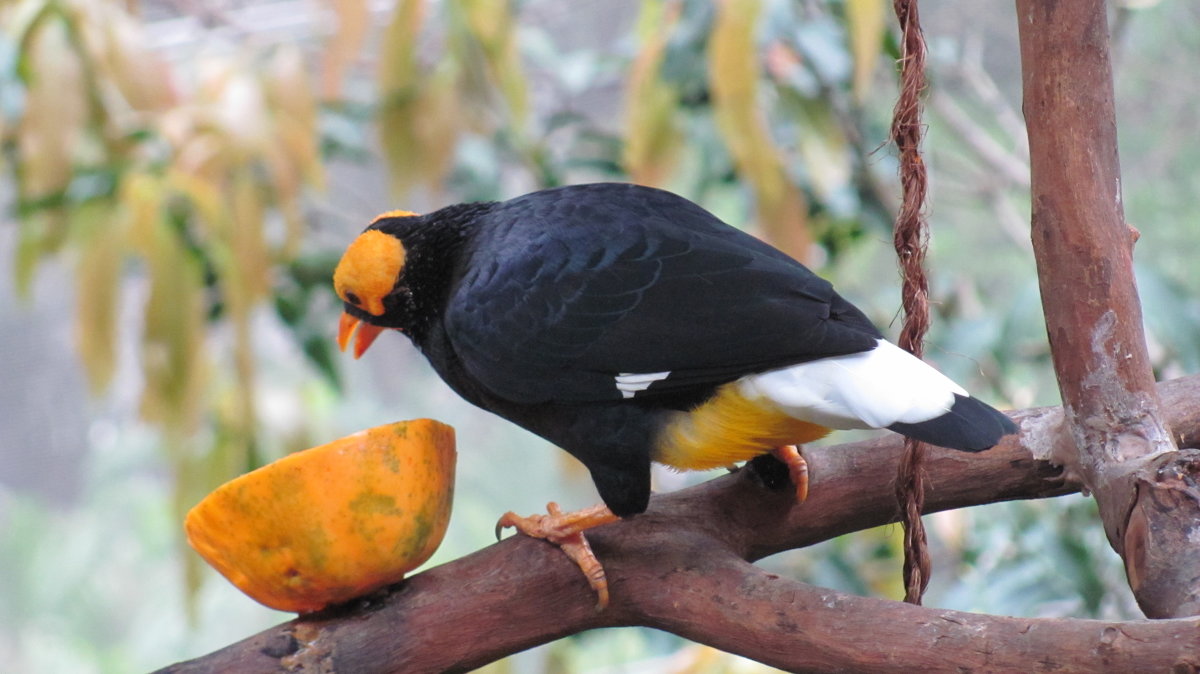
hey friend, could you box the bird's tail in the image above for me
[887,393,1016,451]
[739,339,1017,451]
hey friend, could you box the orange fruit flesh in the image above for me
[185,419,456,613]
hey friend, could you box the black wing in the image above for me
[443,183,882,404]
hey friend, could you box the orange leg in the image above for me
[771,445,809,503]
[496,502,620,610]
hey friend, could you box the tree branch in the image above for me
[1016,0,1200,618]
[155,375,1200,673]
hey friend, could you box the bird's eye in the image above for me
[345,291,362,306]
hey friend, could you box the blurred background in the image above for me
[1,0,1197,671]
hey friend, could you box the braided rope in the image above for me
[891,0,932,606]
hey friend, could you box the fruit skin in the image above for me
[185,419,456,613]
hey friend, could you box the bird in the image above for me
[333,182,1017,608]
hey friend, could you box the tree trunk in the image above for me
[1016,0,1200,618]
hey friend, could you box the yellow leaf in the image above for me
[377,103,420,195]
[206,171,268,474]
[13,218,43,298]
[378,0,424,92]
[622,0,682,186]
[73,204,124,394]
[176,167,261,469]
[17,17,86,201]
[453,0,527,126]
[104,8,176,112]
[66,1,174,117]
[279,118,317,190]
[320,0,370,100]
[259,129,303,251]
[121,171,165,255]
[846,0,886,104]
[708,0,812,263]
[267,46,317,130]
[413,67,461,188]
[709,0,773,186]
[377,0,428,195]
[277,198,305,261]
[230,173,269,306]
[13,214,68,296]
[265,46,325,192]
[166,167,228,234]
[6,0,51,40]
[709,0,759,103]
[262,117,315,208]
[140,220,207,434]
[379,60,460,195]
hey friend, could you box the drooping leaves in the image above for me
[622,0,683,187]
[320,0,370,100]
[845,0,886,104]
[72,202,124,394]
[708,0,812,263]
[377,0,462,196]
[3,2,328,527]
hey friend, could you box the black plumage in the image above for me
[336,183,1016,517]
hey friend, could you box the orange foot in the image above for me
[495,502,620,610]
[771,445,809,503]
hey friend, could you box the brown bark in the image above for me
[1016,0,1200,618]
[155,376,1200,674]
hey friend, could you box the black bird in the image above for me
[333,183,1017,607]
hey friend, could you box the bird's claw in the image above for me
[772,445,810,503]
[493,502,618,610]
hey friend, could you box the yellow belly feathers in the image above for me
[653,382,830,471]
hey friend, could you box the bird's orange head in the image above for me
[333,210,418,358]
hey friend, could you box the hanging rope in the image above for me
[890,0,932,606]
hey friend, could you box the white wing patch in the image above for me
[615,371,671,399]
[738,339,965,429]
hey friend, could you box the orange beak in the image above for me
[338,311,386,359]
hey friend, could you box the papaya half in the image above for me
[185,418,456,613]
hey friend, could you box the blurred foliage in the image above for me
[1,0,1197,672]
[2,0,329,606]
[1,0,905,518]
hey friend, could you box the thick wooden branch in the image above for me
[156,376,1200,674]
[1016,0,1200,618]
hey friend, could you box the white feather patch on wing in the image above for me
[737,339,966,429]
[615,370,672,399]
